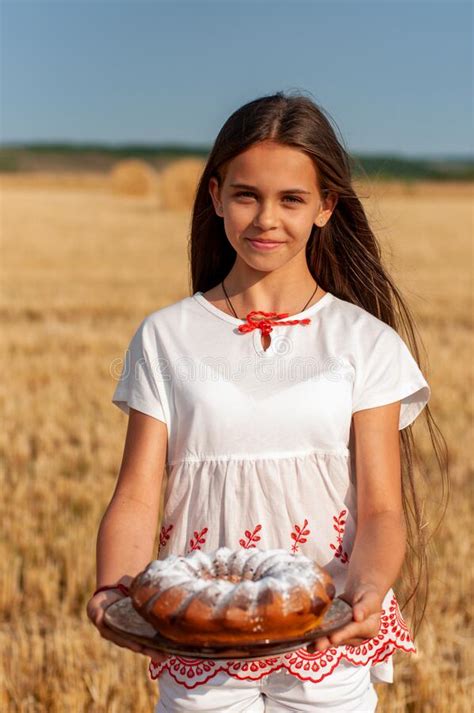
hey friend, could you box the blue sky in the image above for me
[1,0,472,157]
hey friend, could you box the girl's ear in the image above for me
[324,190,338,215]
[316,191,338,227]
[209,177,223,217]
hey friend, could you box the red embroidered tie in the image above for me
[238,310,311,336]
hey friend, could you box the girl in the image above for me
[87,92,449,712]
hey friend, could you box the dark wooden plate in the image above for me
[103,596,353,659]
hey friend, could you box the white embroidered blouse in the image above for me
[111,290,430,689]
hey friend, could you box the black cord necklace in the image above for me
[219,279,321,339]
[221,279,319,320]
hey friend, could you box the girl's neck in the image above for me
[220,265,325,316]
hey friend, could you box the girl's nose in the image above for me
[252,204,279,229]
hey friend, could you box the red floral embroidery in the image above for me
[159,524,173,548]
[290,518,310,553]
[148,593,416,687]
[386,599,412,642]
[239,524,262,548]
[329,509,350,563]
[188,527,208,552]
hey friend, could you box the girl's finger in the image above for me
[308,627,379,652]
[350,590,383,623]
[310,636,331,652]
[341,637,371,647]
[329,618,380,646]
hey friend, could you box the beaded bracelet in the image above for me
[93,583,130,597]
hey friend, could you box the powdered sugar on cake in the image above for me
[135,547,327,616]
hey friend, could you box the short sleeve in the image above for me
[352,324,431,430]
[111,317,170,427]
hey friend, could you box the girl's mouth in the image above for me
[246,239,285,251]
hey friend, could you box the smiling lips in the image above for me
[246,238,285,251]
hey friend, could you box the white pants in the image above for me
[155,660,379,712]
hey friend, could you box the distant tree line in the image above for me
[0,143,473,181]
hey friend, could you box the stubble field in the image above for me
[0,173,472,711]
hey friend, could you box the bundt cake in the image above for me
[129,547,336,646]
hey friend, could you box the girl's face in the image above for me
[209,140,337,271]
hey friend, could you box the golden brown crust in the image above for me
[130,548,335,645]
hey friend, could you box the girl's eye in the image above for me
[234,191,302,204]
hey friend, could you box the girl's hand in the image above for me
[306,584,383,653]
[86,590,169,664]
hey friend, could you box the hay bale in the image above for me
[159,158,206,210]
[109,159,159,196]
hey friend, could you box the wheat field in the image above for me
[0,172,472,711]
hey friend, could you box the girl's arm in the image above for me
[309,400,406,651]
[87,408,169,662]
[96,407,168,588]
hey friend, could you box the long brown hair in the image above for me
[189,90,449,638]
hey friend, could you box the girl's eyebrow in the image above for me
[229,182,311,195]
